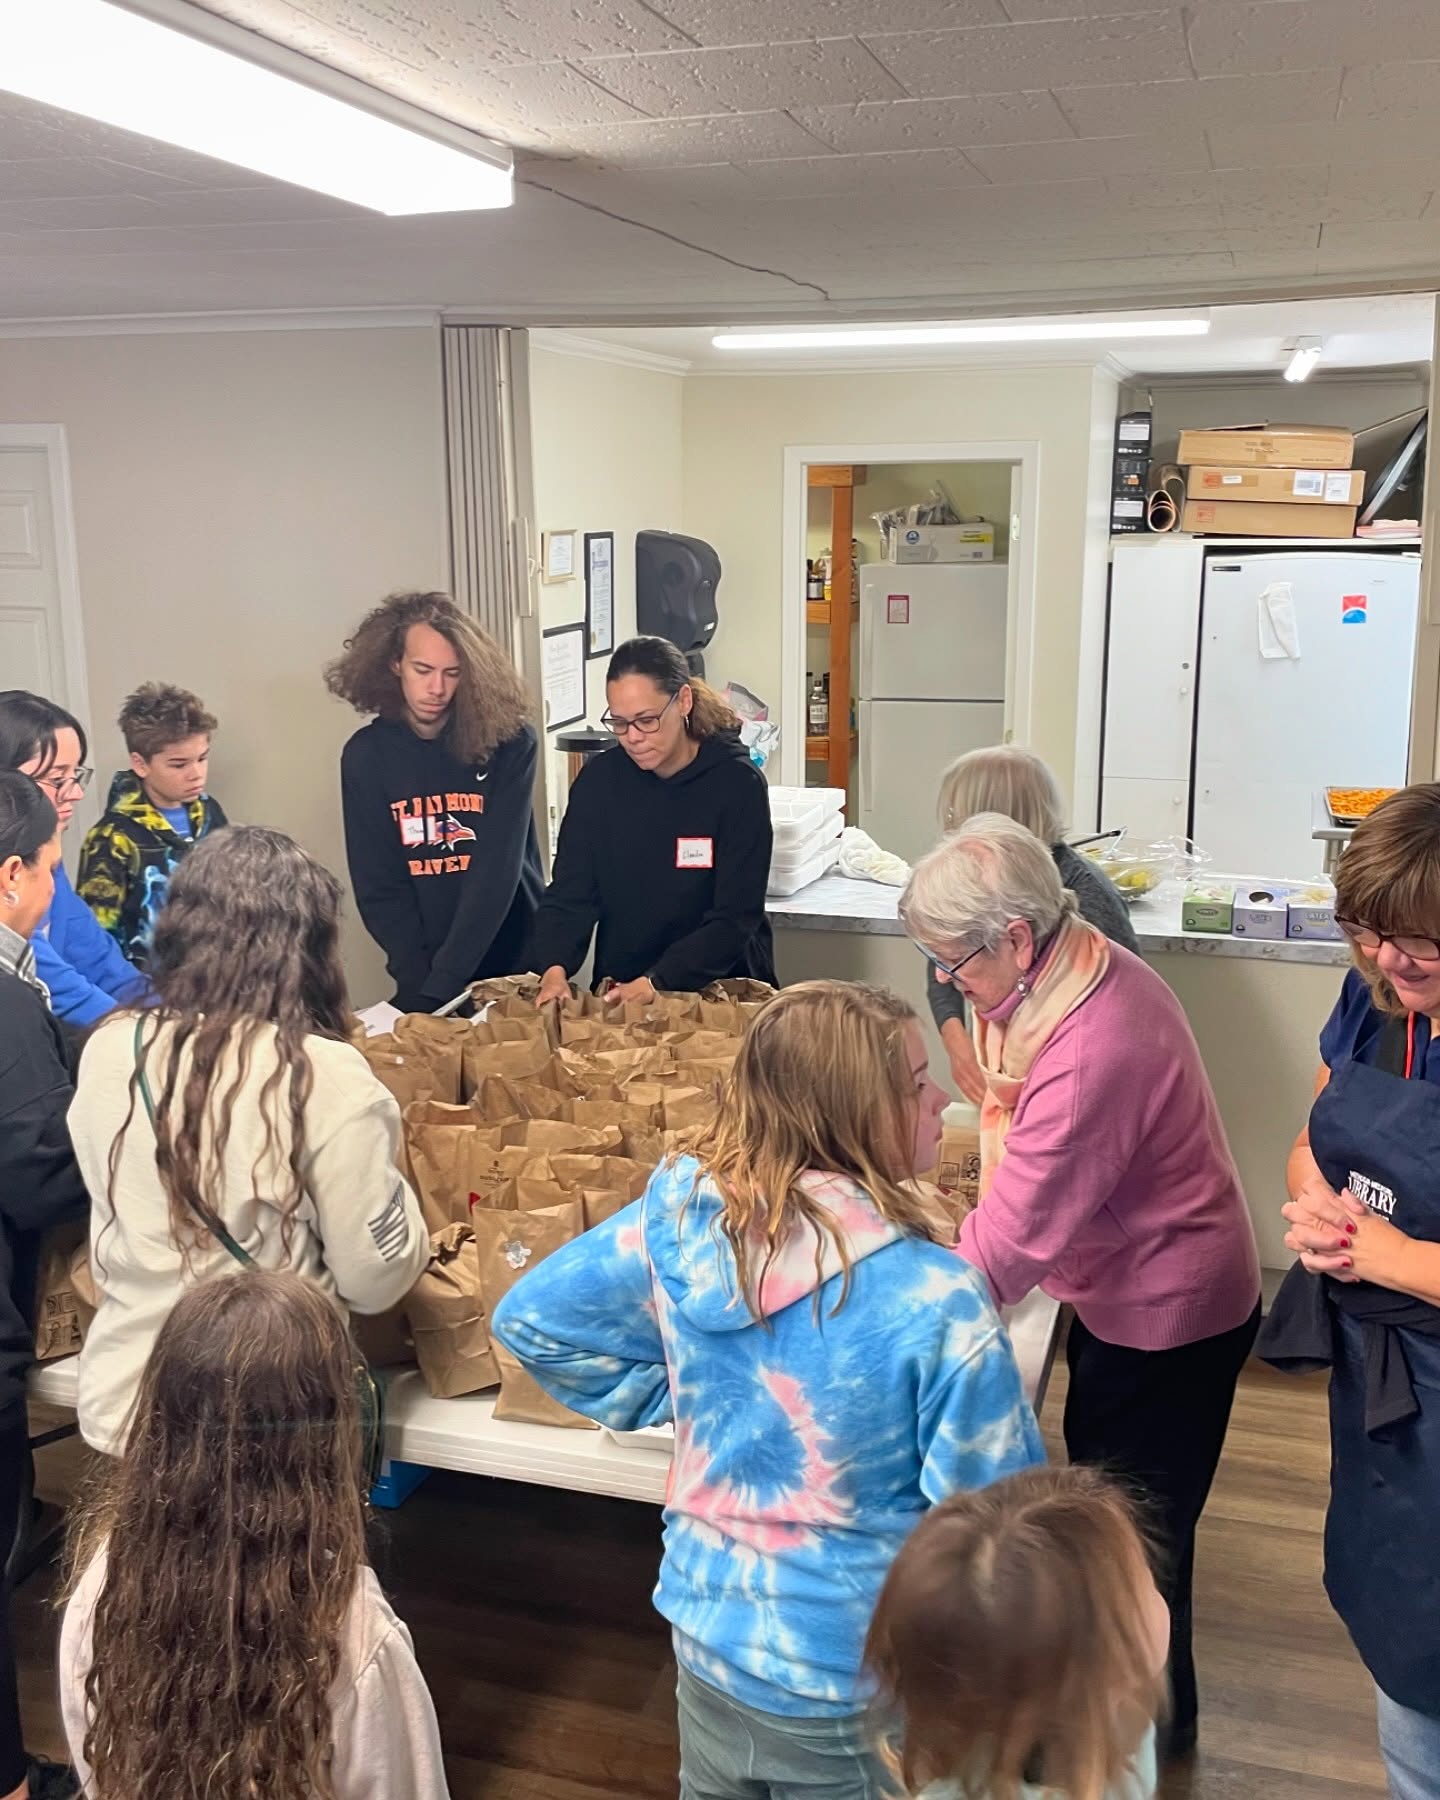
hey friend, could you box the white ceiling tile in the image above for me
[1189,0,1440,77]
[964,131,1212,181]
[647,0,1007,45]
[0,159,197,200]
[1338,61,1440,118]
[518,158,762,204]
[546,111,832,167]
[1000,0,1176,15]
[734,150,987,199]
[863,11,1191,99]
[1055,69,1340,138]
[0,225,207,256]
[0,194,166,230]
[575,40,904,118]
[144,187,367,223]
[793,91,1073,152]
[1208,112,1440,170]
[196,0,697,70]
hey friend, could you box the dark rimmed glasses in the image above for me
[1336,919,1440,963]
[600,692,678,738]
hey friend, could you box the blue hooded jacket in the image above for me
[34,864,150,1027]
[492,1156,1045,1718]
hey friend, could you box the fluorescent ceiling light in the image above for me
[711,318,1211,351]
[4,0,513,215]
[1284,338,1323,383]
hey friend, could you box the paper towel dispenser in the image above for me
[636,530,720,677]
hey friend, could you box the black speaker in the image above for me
[636,530,720,678]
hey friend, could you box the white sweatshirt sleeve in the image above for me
[304,1044,430,1314]
[332,1573,452,1800]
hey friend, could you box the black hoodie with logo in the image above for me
[527,733,775,991]
[340,717,544,1011]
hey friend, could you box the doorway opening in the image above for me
[782,440,1038,868]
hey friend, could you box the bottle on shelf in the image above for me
[808,672,829,738]
[805,560,824,603]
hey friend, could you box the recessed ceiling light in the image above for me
[1284,338,1324,382]
[711,318,1211,351]
[4,0,513,215]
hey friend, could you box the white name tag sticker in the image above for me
[676,836,714,870]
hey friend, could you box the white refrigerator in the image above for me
[857,563,1008,865]
[1192,551,1420,873]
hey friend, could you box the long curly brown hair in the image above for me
[685,982,942,1320]
[325,590,529,765]
[66,1270,369,1799]
[103,827,353,1266]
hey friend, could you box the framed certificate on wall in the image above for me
[585,531,614,659]
[541,622,586,731]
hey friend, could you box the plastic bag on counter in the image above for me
[1075,830,1210,904]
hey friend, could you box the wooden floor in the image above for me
[18,1355,1385,1799]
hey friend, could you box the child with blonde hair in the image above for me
[494,980,1044,1800]
[866,1465,1167,1800]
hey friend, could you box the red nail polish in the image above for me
[1342,1237,1354,1249]
[1342,1258,1354,1269]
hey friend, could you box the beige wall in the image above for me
[0,325,449,1002]
[527,345,685,844]
[682,364,1112,809]
[805,459,1013,568]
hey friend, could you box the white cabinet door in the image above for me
[1100,776,1190,842]
[1102,537,1202,781]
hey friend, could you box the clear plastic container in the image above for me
[769,817,844,880]
[768,785,846,850]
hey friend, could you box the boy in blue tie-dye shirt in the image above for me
[493,982,1044,1798]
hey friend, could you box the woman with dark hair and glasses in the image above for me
[0,692,148,1027]
[528,636,775,1007]
[0,770,88,1800]
[1263,783,1440,1796]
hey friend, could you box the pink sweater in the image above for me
[958,946,1259,1351]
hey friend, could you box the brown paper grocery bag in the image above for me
[470,1075,570,1124]
[392,1016,470,1102]
[471,1203,596,1430]
[462,1035,556,1097]
[663,1086,719,1132]
[932,1123,982,1216]
[359,1042,452,1113]
[404,1224,499,1398]
[352,1305,414,1368]
[700,978,775,1006]
[469,974,544,1011]
[33,1221,90,1361]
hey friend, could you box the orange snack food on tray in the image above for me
[1327,787,1396,824]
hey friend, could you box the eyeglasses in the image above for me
[33,765,93,798]
[1336,919,1440,963]
[601,692,678,738]
[917,940,989,980]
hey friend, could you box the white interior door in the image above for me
[0,427,93,845]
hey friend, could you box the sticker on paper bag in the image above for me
[676,836,714,870]
[886,594,910,625]
[1341,595,1368,625]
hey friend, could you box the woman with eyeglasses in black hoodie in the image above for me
[530,637,775,1009]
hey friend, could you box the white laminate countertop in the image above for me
[768,872,1351,967]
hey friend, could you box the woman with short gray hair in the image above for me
[926,746,1136,1105]
[901,814,1260,1764]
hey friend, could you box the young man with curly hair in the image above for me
[77,683,228,969]
[326,592,542,1013]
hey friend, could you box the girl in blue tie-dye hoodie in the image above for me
[492,981,1045,1799]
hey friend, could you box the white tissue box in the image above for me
[1232,884,1294,940]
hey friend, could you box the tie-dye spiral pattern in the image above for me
[493,1156,1045,1717]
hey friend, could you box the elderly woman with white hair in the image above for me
[927,746,1138,1103]
[901,814,1260,1762]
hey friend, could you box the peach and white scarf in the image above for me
[974,915,1111,1195]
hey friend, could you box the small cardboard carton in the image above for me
[1288,884,1343,942]
[1232,884,1294,941]
[1187,466,1365,507]
[1182,882,1235,934]
[1181,499,1357,540]
[1175,424,1354,470]
[890,523,995,564]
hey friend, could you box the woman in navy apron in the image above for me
[1260,784,1440,1800]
